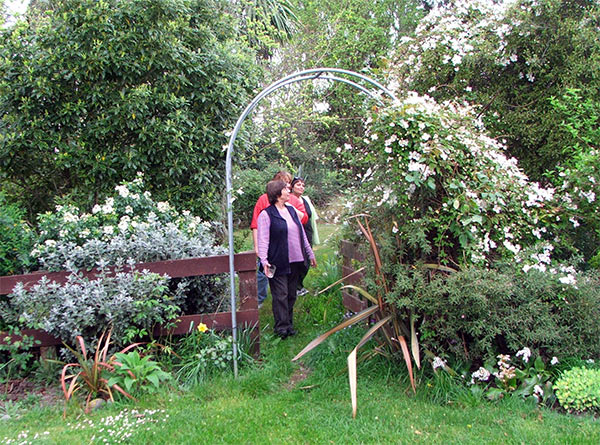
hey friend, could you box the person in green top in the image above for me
[290,176,320,296]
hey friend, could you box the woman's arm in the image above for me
[256,211,271,267]
[301,224,317,268]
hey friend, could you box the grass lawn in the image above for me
[1,223,598,444]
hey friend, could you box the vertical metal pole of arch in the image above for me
[225,68,397,378]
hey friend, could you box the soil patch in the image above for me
[284,363,312,390]
[0,379,62,408]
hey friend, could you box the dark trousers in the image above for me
[297,262,309,290]
[268,261,304,335]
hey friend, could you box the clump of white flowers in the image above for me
[33,173,225,271]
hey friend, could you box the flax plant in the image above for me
[293,215,428,418]
[51,329,140,416]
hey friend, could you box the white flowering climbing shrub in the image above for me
[350,93,559,271]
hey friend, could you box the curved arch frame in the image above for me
[225,68,398,376]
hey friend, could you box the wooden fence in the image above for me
[0,251,259,353]
[340,240,368,312]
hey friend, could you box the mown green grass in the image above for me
[1,222,598,444]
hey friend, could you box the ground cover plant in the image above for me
[170,322,255,388]
[554,365,600,414]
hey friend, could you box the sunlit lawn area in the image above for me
[1,223,598,444]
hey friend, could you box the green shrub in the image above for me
[2,268,184,352]
[232,166,280,229]
[387,265,600,364]
[0,194,34,276]
[554,367,600,414]
[108,350,172,397]
[347,93,554,269]
[0,0,260,220]
[0,327,39,380]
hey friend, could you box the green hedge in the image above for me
[385,265,600,364]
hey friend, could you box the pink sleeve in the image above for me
[257,211,270,266]
[301,226,315,261]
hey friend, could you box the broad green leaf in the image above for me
[147,374,160,388]
[317,267,366,295]
[422,263,458,273]
[339,284,378,305]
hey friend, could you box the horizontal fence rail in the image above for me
[0,252,259,352]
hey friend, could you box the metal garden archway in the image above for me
[225,68,398,376]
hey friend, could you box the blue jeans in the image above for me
[257,259,268,304]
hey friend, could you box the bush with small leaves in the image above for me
[386,265,600,363]
[554,367,600,414]
[0,194,34,277]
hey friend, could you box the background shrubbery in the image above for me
[0,194,34,276]
[387,266,600,364]
[0,0,260,221]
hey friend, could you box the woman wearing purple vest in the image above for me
[257,180,317,339]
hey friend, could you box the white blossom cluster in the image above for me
[387,1,540,91]
[32,174,225,272]
[358,93,559,269]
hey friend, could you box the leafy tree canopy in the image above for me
[234,0,423,205]
[0,0,261,220]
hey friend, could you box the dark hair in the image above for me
[291,176,304,188]
[266,180,287,205]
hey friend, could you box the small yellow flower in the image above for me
[197,323,208,333]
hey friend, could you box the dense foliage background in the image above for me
[0,0,260,220]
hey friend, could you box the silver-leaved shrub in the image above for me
[32,173,225,271]
[4,174,228,349]
[3,266,185,351]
